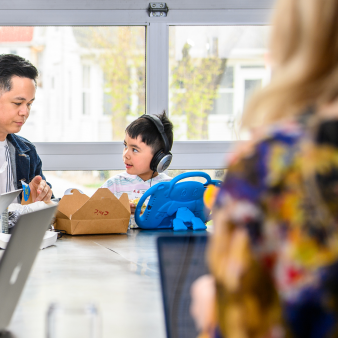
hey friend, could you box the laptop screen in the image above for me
[157,234,209,338]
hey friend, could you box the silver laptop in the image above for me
[0,190,22,215]
[0,205,57,333]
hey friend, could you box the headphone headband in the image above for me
[140,114,170,153]
[137,114,173,173]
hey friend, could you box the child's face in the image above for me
[123,133,155,180]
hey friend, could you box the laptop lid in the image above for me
[157,234,209,338]
[0,205,57,330]
[0,190,22,215]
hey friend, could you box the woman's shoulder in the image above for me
[219,120,304,205]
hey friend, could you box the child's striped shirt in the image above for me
[101,172,172,228]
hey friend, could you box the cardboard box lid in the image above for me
[56,188,131,221]
[116,193,130,213]
[56,189,90,220]
[71,198,128,220]
[90,188,130,211]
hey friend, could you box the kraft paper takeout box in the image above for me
[55,188,131,235]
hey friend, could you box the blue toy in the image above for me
[134,172,222,231]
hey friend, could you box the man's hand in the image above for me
[29,175,53,202]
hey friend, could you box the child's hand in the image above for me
[130,202,136,214]
[129,198,146,215]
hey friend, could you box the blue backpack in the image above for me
[134,172,222,231]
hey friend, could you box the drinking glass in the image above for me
[46,303,100,338]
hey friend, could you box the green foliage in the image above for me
[170,43,226,140]
[73,27,145,140]
[84,183,103,189]
[73,27,225,141]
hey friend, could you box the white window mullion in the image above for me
[146,23,169,116]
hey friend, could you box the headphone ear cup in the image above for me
[150,150,172,173]
[150,150,163,172]
[157,153,172,173]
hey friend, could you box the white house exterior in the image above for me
[0,25,269,142]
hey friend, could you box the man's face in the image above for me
[0,76,36,141]
[123,133,155,181]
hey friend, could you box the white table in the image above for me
[7,229,175,338]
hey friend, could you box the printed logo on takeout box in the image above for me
[55,188,131,235]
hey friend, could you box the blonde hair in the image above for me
[243,0,338,128]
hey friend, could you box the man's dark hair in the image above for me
[0,54,38,92]
[126,111,174,154]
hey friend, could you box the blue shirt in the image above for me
[6,133,53,201]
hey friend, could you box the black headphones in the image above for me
[139,114,173,173]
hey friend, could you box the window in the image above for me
[82,65,91,116]
[0,26,146,142]
[46,169,226,198]
[169,26,270,141]
[0,3,272,170]
[211,66,234,116]
[103,74,113,116]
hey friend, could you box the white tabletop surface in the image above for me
[6,229,175,338]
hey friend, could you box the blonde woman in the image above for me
[191,0,338,337]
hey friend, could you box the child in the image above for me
[101,112,174,228]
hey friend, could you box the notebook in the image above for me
[0,231,57,250]
[0,205,57,332]
[157,234,209,338]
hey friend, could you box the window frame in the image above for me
[0,1,273,170]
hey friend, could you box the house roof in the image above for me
[0,27,34,42]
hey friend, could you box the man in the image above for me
[0,54,52,201]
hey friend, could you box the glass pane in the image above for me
[211,93,233,115]
[244,79,262,104]
[46,169,226,198]
[0,26,146,142]
[169,26,270,141]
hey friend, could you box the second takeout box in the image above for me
[55,188,131,235]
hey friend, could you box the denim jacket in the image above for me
[6,134,53,201]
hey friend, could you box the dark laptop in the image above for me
[0,205,57,335]
[157,234,209,338]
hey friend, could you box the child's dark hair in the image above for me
[126,111,174,154]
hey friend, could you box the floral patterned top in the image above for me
[214,117,338,338]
